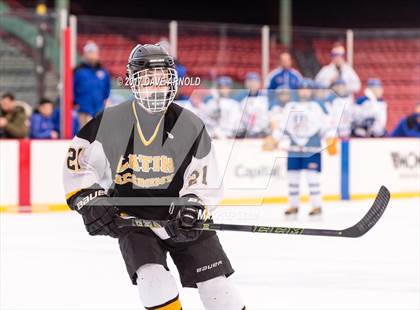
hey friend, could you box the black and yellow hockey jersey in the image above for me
[63,101,222,222]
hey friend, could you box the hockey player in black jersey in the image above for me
[63,44,245,309]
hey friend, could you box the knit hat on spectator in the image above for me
[83,41,99,54]
[367,78,382,88]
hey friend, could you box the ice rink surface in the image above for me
[1,198,419,310]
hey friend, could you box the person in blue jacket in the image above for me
[73,41,111,127]
[51,106,80,138]
[30,98,59,139]
[265,51,302,109]
[391,102,420,137]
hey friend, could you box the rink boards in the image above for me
[0,138,418,212]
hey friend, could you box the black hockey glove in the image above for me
[68,186,121,238]
[165,195,206,243]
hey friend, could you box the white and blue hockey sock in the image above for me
[306,170,322,207]
[287,170,301,207]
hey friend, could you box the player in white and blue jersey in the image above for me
[273,78,330,217]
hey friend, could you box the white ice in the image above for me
[1,198,419,310]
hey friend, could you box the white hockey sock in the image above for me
[197,276,245,310]
[136,264,180,309]
[287,170,301,207]
[306,170,322,207]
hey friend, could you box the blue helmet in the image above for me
[217,76,233,88]
[298,78,315,89]
[245,72,261,81]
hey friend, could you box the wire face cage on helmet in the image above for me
[125,44,178,113]
[126,66,178,113]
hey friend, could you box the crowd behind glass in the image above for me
[1,42,418,139]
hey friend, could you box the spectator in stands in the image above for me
[390,102,420,137]
[240,72,270,138]
[30,98,59,139]
[352,78,387,137]
[0,92,28,138]
[202,76,241,139]
[315,44,361,94]
[73,41,111,127]
[266,52,302,108]
[51,106,80,138]
[266,52,302,90]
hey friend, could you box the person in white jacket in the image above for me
[315,44,361,94]
[240,72,270,138]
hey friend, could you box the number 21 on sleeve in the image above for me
[188,165,208,187]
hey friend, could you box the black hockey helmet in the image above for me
[126,44,178,113]
[126,44,176,75]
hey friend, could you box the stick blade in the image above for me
[342,186,391,238]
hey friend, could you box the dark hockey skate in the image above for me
[284,206,299,216]
[308,207,322,216]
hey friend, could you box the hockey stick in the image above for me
[115,186,390,238]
